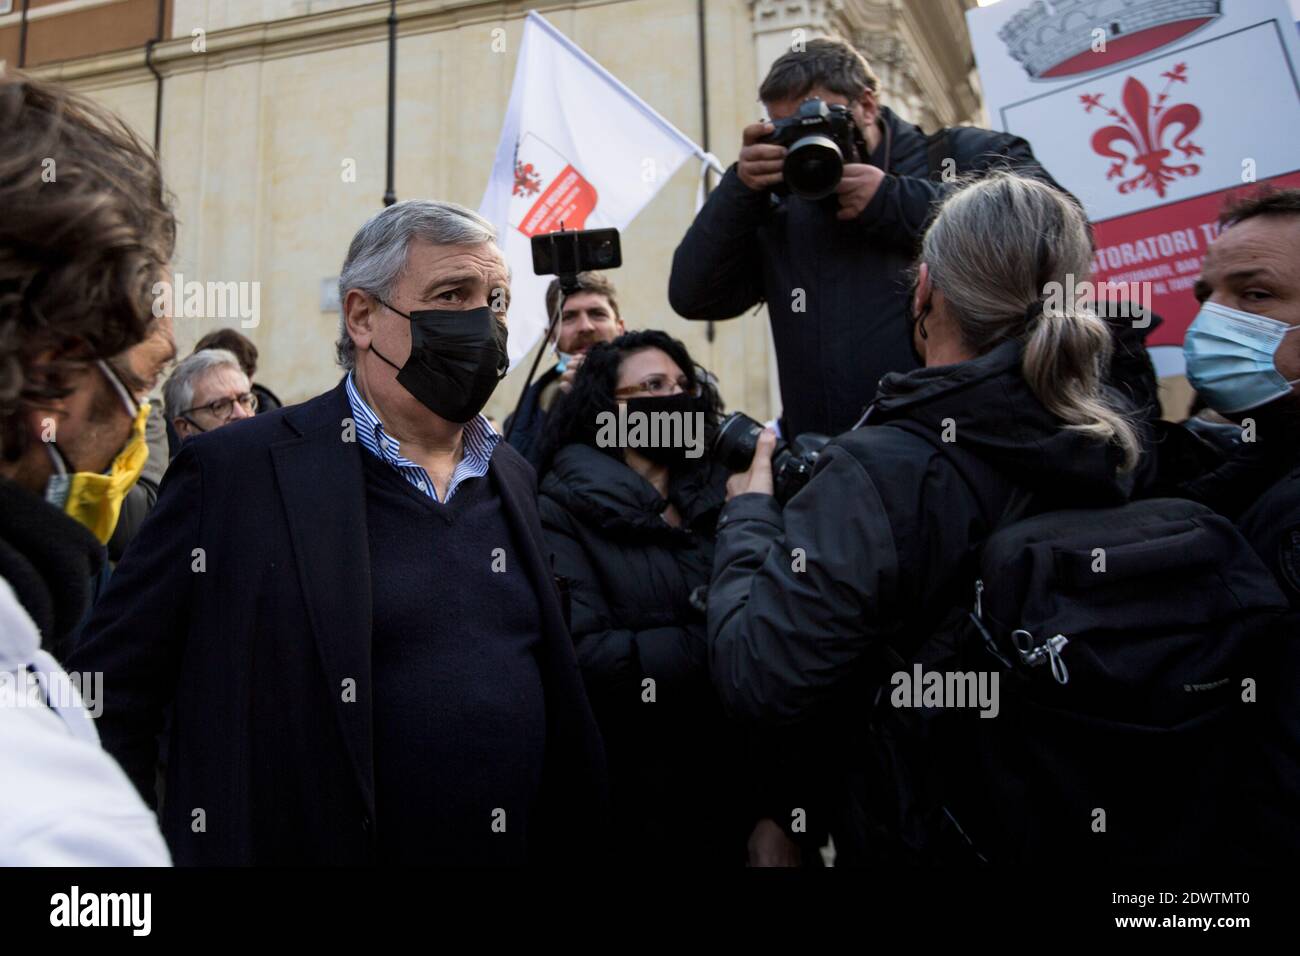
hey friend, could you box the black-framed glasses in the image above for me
[181,391,258,421]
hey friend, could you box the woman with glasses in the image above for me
[536,330,804,865]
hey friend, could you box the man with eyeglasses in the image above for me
[163,348,258,442]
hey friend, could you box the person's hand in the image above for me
[835,163,887,221]
[725,427,776,500]
[557,351,586,393]
[747,818,802,868]
[738,122,785,193]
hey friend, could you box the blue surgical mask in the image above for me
[1184,302,1300,414]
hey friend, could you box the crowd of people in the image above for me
[1,37,1296,867]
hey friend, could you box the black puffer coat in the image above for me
[539,443,757,863]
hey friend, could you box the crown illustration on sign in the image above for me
[999,0,1223,79]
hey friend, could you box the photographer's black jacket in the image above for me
[706,341,1133,862]
[668,106,1063,440]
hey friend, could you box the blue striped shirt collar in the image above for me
[345,372,499,503]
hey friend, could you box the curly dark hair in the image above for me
[0,74,176,462]
[536,329,724,474]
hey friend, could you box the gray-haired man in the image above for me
[164,348,257,442]
[69,199,609,865]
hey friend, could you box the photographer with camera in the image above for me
[669,38,1063,440]
[536,330,818,865]
[707,173,1290,865]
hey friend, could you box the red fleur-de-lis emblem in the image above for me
[1084,66,1203,198]
[512,161,541,198]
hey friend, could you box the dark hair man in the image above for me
[1173,187,1300,860]
[0,74,174,863]
[506,271,625,468]
[669,37,1064,440]
[1179,189,1300,601]
[68,199,608,865]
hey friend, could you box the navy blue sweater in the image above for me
[363,451,547,865]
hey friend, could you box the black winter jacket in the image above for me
[668,107,1064,440]
[706,340,1135,863]
[539,444,768,862]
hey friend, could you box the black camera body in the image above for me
[712,412,830,505]
[764,98,867,201]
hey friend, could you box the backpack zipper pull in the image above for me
[1011,629,1071,685]
[1045,634,1070,685]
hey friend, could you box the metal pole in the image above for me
[383,0,398,207]
[18,0,31,69]
[697,0,716,343]
[144,0,167,153]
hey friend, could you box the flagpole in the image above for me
[697,0,716,344]
[525,11,715,169]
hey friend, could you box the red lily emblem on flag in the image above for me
[1082,64,1204,198]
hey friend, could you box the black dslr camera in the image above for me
[764,98,868,201]
[712,412,830,505]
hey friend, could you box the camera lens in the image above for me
[592,239,615,265]
[711,412,763,473]
[784,135,844,200]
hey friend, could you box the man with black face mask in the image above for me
[70,200,609,865]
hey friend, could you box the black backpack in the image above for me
[857,471,1291,864]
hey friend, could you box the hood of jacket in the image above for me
[868,339,1133,507]
[540,442,728,538]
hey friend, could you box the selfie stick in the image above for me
[503,223,582,442]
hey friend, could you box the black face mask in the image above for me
[624,391,703,467]
[370,302,509,423]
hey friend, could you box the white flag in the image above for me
[479,11,719,365]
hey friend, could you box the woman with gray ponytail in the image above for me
[916,171,1141,470]
[706,171,1159,865]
